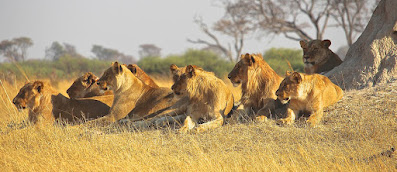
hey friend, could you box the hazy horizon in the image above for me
[0,0,349,60]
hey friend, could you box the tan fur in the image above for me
[172,65,234,133]
[300,39,343,74]
[67,72,112,99]
[228,53,283,120]
[67,65,158,99]
[12,81,112,126]
[85,62,185,126]
[275,72,343,127]
[126,64,159,88]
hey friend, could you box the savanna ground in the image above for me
[0,77,396,171]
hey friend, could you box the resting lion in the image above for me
[67,72,112,99]
[172,65,234,133]
[67,65,158,99]
[228,53,284,120]
[300,39,343,74]
[85,62,186,126]
[12,81,112,125]
[275,72,343,127]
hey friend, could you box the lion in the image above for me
[228,53,284,120]
[67,72,113,99]
[12,81,112,126]
[67,65,158,99]
[125,64,159,88]
[85,62,187,127]
[171,65,234,133]
[300,39,343,74]
[275,72,343,127]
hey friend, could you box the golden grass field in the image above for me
[0,77,396,171]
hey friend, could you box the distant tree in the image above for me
[138,44,161,58]
[330,0,378,46]
[91,45,136,64]
[45,42,66,61]
[219,0,376,46]
[188,1,255,63]
[45,42,82,61]
[0,37,33,62]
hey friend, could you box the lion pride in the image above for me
[84,62,186,126]
[12,81,112,125]
[276,72,343,127]
[171,65,234,133]
[300,39,343,74]
[228,53,283,120]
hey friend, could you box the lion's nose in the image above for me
[12,98,16,105]
[171,84,175,90]
[227,75,231,79]
[97,82,100,85]
[303,55,310,59]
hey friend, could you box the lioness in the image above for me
[67,72,112,99]
[300,39,343,74]
[228,53,283,120]
[12,81,112,125]
[275,72,343,127]
[172,65,234,133]
[85,62,185,126]
[67,65,158,99]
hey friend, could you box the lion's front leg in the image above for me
[179,116,196,133]
[307,109,323,127]
[277,108,296,125]
[194,112,223,133]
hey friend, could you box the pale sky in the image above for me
[0,0,348,60]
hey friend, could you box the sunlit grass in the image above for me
[0,77,396,171]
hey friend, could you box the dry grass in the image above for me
[0,77,396,171]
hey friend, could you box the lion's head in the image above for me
[228,53,261,87]
[276,72,303,104]
[171,65,194,96]
[13,81,46,111]
[300,39,333,68]
[97,62,125,91]
[67,72,100,99]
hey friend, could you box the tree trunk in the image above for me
[326,0,397,90]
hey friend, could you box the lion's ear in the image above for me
[127,64,137,74]
[321,40,331,48]
[299,40,308,49]
[112,61,123,74]
[86,72,96,84]
[285,71,293,76]
[291,72,302,83]
[33,81,44,93]
[170,64,179,74]
[186,65,195,78]
[243,53,254,66]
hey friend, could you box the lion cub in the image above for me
[300,39,343,74]
[171,65,234,133]
[276,72,343,127]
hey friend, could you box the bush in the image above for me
[0,55,110,81]
[263,48,304,75]
[138,49,234,77]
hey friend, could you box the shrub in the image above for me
[263,48,304,75]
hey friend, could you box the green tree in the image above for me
[263,48,303,75]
